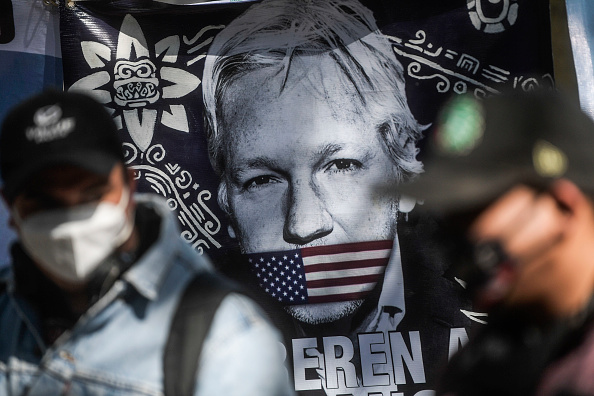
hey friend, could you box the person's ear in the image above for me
[217,181,231,215]
[227,224,236,239]
[399,195,416,213]
[216,181,236,238]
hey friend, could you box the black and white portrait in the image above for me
[202,0,470,394]
[203,0,423,328]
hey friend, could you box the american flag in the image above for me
[245,240,393,305]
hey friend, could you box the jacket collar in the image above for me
[122,193,187,300]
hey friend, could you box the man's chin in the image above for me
[284,300,364,325]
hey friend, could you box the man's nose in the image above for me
[283,179,333,245]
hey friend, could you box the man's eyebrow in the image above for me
[311,143,343,169]
[318,143,343,158]
[228,156,281,180]
[315,142,374,167]
[70,176,110,194]
[234,156,278,170]
[81,180,110,194]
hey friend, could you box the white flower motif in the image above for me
[69,14,200,152]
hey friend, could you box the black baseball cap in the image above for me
[399,90,594,214]
[0,90,125,202]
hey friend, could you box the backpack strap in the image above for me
[163,271,237,396]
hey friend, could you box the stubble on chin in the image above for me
[284,299,364,325]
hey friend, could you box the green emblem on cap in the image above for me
[533,140,567,178]
[434,95,485,156]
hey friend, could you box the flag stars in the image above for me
[247,249,309,305]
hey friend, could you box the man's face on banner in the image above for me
[219,57,408,323]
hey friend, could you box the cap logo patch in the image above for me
[533,140,567,178]
[26,105,76,144]
[434,95,484,156]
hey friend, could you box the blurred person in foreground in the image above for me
[0,90,292,395]
[401,90,594,396]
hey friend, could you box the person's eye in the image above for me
[17,194,61,215]
[80,187,109,204]
[325,159,363,173]
[243,175,280,190]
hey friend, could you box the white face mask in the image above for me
[14,188,134,286]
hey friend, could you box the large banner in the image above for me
[60,0,554,394]
[0,0,63,267]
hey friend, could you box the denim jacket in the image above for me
[0,194,293,396]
